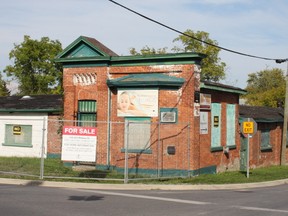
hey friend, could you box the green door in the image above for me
[240,134,247,171]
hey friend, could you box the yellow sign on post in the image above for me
[241,118,257,137]
[243,121,254,134]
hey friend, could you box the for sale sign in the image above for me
[61,126,97,162]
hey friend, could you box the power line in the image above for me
[108,0,285,62]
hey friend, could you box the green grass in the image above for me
[0,157,288,184]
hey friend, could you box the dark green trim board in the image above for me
[107,74,185,88]
[120,148,152,154]
[47,153,61,159]
[95,164,217,177]
[55,36,206,67]
[201,82,246,95]
[56,52,205,67]
[211,146,224,152]
[109,52,205,66]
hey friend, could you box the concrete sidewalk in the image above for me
[1,177,288,190]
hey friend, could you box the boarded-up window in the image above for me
[4,124,32,147]
[78,100,97,127]
[261,129,271,149]
[211,103,221,148]
[226,104,236,146]
[125,118,151,150]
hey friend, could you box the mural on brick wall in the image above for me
[117,89,158,117]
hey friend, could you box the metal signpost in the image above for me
[241,118,257,178]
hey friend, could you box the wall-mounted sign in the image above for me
[117,89,158,117]
[13,126,21,135]
[213,116,219,127]
[200,112,208,134]
[200,93,211,110]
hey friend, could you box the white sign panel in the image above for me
[61,126,97,162]
[117,89,158,117]
[200,112,209,134]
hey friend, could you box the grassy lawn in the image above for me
[0,157,288,184]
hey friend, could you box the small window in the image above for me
[4,124,32,147]
[261,129,272,150]
[160,108,178,124]
[77,100,97,127]
[122,118,152,153]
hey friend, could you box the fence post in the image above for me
[157,120,161,178]
[187,122,191,177]
[124,121,129,184]
[40,117,46,180]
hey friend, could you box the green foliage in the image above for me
[0,74,10,96]
[129,46,168,55]
[3,35,63,95]
[172,30,226,82]
[244,68,285,107]
[129,29,226,82]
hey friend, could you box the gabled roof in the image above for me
[0,95,63,113]
[107,73,185,88]
[239,105,284,123]
[201,81,246,95]
[55,36,206,67]
[56,36,118,59]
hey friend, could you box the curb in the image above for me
[1,178,288,190]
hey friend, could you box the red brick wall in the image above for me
[63,67,109,164]
[108,65,196,171]
[62,63,246,174]
[198,90,241,172]
[249,123,282,168]
[47,114,62,156]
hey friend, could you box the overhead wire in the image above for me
[108,0,285,62]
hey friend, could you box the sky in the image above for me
[1,0,288,93]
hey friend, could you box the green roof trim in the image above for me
[55,36,206,67]
[56,52,205,67]
[200,82,246,95]
[239,116,283,123]
[55,36,118,60]
[107,73,185,88]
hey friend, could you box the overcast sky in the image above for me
[1,0,288,92]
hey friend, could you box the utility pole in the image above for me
[276,59,288,165]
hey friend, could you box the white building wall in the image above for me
[0,113,48,158]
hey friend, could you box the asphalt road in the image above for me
[0,182,288,216]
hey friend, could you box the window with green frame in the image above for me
[261,129,272,150]
[77,100,97,127]
[122,117,152,154]
[3,124,32,147]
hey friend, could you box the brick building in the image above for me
[239,105,288,169]
[0,95,62,158]
[55,36,246,176]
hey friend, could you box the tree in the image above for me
[129,30,226,82]
[129,46,168,55]
[0,74,10,96]
[172,30,226,82]
[244,68,285,107]
[3,35,63,95]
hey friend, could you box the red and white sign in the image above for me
[61,126,97,162]
[62,126,97,136]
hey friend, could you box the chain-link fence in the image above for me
[0,117,192,183]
